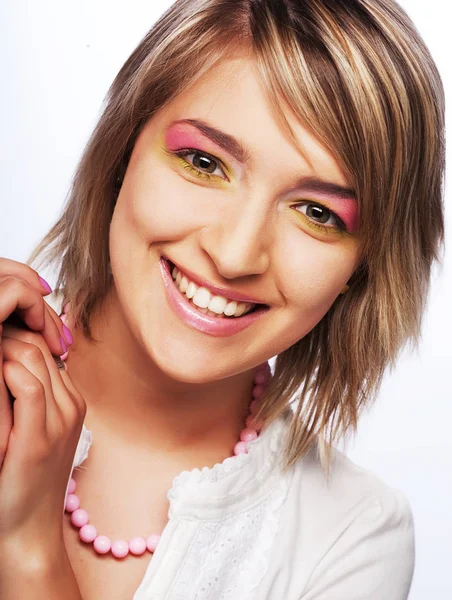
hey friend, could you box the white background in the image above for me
[0,1,450,598]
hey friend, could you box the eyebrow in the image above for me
[172,118,252,164]
[295,177,357,202]
[171,118,357,202]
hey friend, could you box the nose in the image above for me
[198,191,272,279]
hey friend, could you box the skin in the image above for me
[65,56,360,464]
[0,260,84,596]
[0,56,360,595]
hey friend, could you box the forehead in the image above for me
[146,57,350,188]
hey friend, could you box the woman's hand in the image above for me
[0,258,85,565]
[0,257,71,468]
[0,325,86,565]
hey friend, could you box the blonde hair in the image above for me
[30,0,445,473]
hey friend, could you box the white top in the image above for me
[68,410,415,599]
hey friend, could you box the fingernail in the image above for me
[62,324,73,345]
[39,276,52,294]
[60,336,67,354]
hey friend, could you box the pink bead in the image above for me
[68,478,76,494]
[71,508,89,528]
[240,427,258,443]
[93,535,112,554]
[254,370,271,385]
[234,441,248,455]
[252,384,266,399]
[146,534,161,553]
[245,414,263,431]
[65,494,80,513]
[111,540,129,558]
[129,537,147,555]
[249,400,259,414]
[79,524,97,543]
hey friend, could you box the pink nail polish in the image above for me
[39,276,52,294]
[62,324,73,345]
[60,336,67,354]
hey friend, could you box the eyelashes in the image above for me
[291,203,347,234]
[165,147,350,235]
[165,148,229,181]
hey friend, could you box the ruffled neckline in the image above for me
[73,409,291,519]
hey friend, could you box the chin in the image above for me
[139,331,228,384]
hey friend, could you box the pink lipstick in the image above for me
[159,257,270,337]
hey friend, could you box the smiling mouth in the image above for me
[166,259,266,319]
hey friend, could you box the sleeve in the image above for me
[299,487,415,600]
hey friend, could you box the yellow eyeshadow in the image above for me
[293,206,351,238]
[175,155,230,185]
[162,146,231,183]
[177,156,214,180]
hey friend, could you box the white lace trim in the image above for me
[168,472,289,599]
[72,412,291,600]
[161,414,291,599]
[166,412,288,505]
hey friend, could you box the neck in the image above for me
[64,292,256,462]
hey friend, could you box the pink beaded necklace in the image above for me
[61,302,271,560]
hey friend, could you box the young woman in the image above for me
[0,0,445,598]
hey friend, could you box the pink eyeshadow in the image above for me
[165,124,209,153]
[334,201,359,232]
[165,124,359,231]
[304,192,359,233]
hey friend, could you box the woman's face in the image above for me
[109,57,360,382]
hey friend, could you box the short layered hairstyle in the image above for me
[30,0,446,472]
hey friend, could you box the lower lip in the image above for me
[159,257,270,337]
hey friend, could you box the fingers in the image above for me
[1,337,60,428]
[1,326,84,427]
[0,353,86,548]
[0,276,67,356]
[58,369,85,415]
[0,257,52,296]
[0,276,46,331]
[0,343,13,470]
[2,360,47,445]
[44,301,73,350]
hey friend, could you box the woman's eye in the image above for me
[295,202,344,230]
[190,152,219,174]
[174,149,228,180]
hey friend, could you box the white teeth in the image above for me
[186,282,196,299]
[169,263,257,318]
[208,295,228,314]
[224,300,238,316]
[192,287,210,309]
[234,303,247,317]
[180,275,188,293]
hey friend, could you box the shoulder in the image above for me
[295,441,413,526]
[282,442,415,598]
[288,441,415,547]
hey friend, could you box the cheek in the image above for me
[116,160,204,243]
[279,236,357,316]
